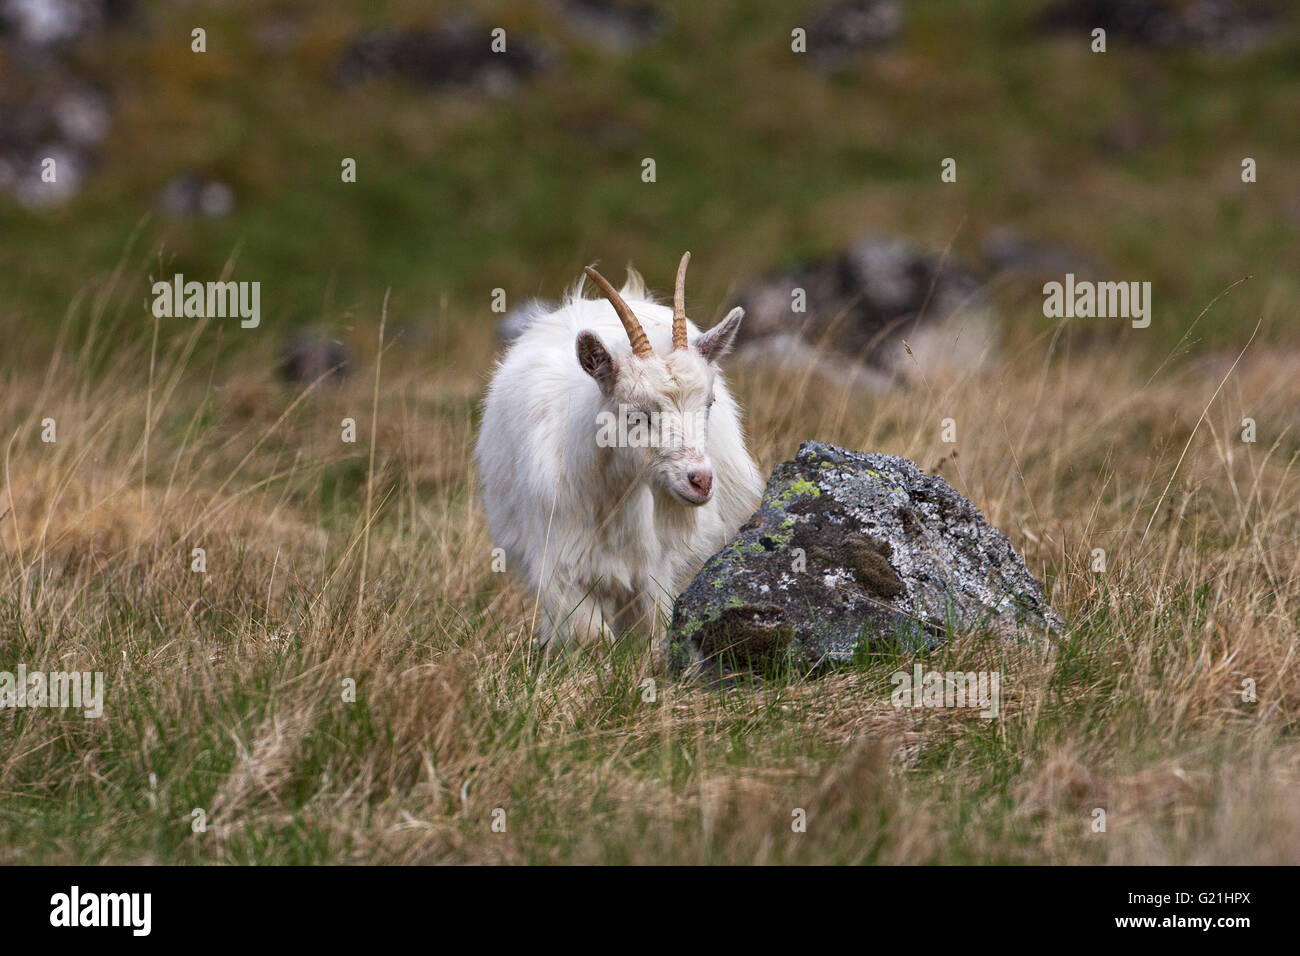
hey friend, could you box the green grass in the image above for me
[1,0,1298,864]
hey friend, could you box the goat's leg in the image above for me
[539,583,617,652]
[610,577,675,647]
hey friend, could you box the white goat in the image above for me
[476,253,763,648]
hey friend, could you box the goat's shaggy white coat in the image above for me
[476,269,763,647]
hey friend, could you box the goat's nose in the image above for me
[687,470,713,496]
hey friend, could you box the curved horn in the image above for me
[672,251,691,350]
[584,266,653,358]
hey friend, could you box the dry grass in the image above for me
[1,271,1298,865]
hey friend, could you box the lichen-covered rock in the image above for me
[670,441,1061,674]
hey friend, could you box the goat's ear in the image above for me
[693,307,744,363]
[576,330,618,394]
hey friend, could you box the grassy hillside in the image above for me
[1,0,1298,863]
[3,0,1298,348]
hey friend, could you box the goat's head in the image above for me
[577,253,744,507]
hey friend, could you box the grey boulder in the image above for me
[670,441,1062,674]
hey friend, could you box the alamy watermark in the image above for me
[1042,273,1151,328]
[0,666,104,719]
[152,273,260,328]
[50,886,150,936]
[891,664,1000,718]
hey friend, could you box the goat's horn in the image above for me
[584,265,653,358]
[672,251,691,350]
